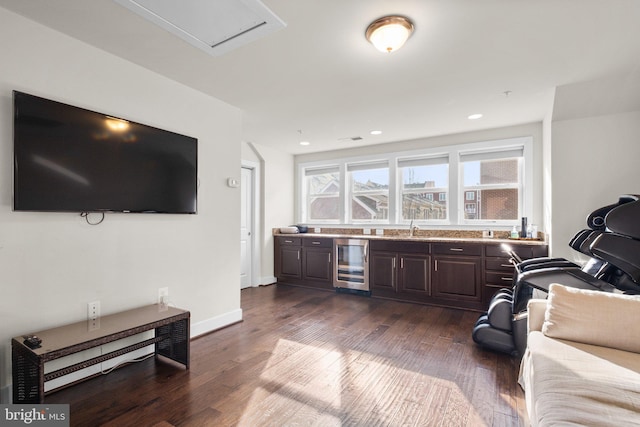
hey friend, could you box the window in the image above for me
[460,147,523,222]
[304,166,340,222]
[297,136,532,226]
[398,156,448,221]
[348,162,389,222]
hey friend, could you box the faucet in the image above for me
[409,219,419,237]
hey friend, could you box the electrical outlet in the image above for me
[87,301,101,330]
[158,287,169,307]
[87,301,100,321]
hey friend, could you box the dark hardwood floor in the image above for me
[48,285,528,426]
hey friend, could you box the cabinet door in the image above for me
[279,246,302,279]
[432,256,481,300]
[370,251,397,292]
[303,248,332,286]
[398,254,431,296]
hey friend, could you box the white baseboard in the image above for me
[190,308,243,338]
[1,384,10,404]
[260,276,277,285]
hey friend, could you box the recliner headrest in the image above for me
[587,194,639,230]
[605,197,640,240]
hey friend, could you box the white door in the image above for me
[240,166,253,289]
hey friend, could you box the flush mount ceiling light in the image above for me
[365,15,414,53]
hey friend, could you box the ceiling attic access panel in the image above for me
[113,0,286,56]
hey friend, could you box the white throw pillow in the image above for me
[542,283,640,353]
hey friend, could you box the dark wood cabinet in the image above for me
[275,236,333,289]
[398,254,431,296]
[302,239,333,287]
[370,241,431,302]
[432,255,482,300]
[370,251,398,293]
[275,237,302,280]
[430,242,483,309]
[275,235,548,311]
[483,243,548,305]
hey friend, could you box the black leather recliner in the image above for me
[472,195,640,356]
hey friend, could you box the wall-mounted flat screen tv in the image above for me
[13,91,197,214]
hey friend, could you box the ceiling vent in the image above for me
[113,0,286,57]
[338,136,364,142]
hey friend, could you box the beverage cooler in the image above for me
[333,239,369,291]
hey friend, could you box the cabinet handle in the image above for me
[312,241,321,245]
[393,258,396,269]
[500,264,513,268]
[400,258,404,269]
[449,248,463,252]
[297,250,300,260]
[285,240,293,243]
[434,260,438,271]
[328,254,331,264]
[501,277,512,281]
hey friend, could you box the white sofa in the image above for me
[518,284,640,426]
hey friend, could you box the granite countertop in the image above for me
[274,231,547,246]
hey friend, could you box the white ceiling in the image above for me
[2,0,640,154]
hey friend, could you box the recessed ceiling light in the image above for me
[299,141,310,146]
[370,130,382,135]
[468,113,483,120]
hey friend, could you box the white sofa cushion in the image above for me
[542,283,640,353]
[519,331,640,426]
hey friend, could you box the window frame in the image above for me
[297,136,533,227]
[302,165,341,224]
[347,161,390,224]
[458,145,528,226]
[397,154,450,224]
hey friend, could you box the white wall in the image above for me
[0,8,242,400]
[551,110,640,261]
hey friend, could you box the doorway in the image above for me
[240,166,255,289]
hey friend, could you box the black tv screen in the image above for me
[13,91,197,214]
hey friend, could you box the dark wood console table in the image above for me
[12,304,190,403]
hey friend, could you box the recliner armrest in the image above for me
[527,299,547,333]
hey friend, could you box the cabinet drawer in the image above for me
[485,244,540,259]
[277,236,302,246]
[303,238,333,248]
[370,240,430,254]
[485,271,515,286]
[433,243,482,256]
[485,244,511,258]
[485,258,515,272]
